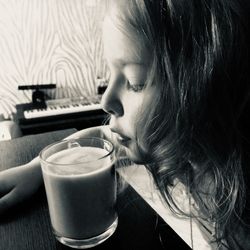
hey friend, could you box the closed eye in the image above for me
[126,80,145,92]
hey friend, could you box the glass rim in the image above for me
[39,137,114,166]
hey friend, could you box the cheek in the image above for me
[123,97,144,133]
[121,89,157,161]
[134,89,158,151]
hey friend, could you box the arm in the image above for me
[0,125,111,214]
[0,157,43,214]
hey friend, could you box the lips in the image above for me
[110,128,130,146]
[116,134,130,144]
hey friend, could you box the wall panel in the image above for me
[0,0,107,119]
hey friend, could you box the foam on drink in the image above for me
[45,147,110,176]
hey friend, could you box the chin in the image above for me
[115,141,149,165]
[125,147,148,165]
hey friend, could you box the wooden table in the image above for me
[0,129,190,250]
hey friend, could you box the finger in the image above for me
[0,176,13,198]
[0,190,17,214]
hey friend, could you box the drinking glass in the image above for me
[39,137,117,249]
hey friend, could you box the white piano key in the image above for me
[24,103,102,119]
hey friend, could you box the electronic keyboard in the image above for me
[16,96,106,126]
[23,97,102,119]
[15,84,108,134]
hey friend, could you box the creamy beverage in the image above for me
[40,141,117,247]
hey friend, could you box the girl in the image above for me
[0,0,250,249]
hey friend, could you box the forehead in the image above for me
[102,15,151,65]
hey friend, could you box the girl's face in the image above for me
[101,15,159,163]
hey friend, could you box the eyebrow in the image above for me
[112,58,148,67]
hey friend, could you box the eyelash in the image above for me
[126,80,144,92]
[105,71,144,92]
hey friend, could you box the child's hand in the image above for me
[0,161,42,214]
[0,125,113,214]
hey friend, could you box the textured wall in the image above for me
[0,0,108,119]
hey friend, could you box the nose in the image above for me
[101,78,124,117]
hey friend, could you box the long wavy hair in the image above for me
[107,0,250,248]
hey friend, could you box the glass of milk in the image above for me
[39,137,117,249]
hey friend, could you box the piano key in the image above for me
[24,103,102,119]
